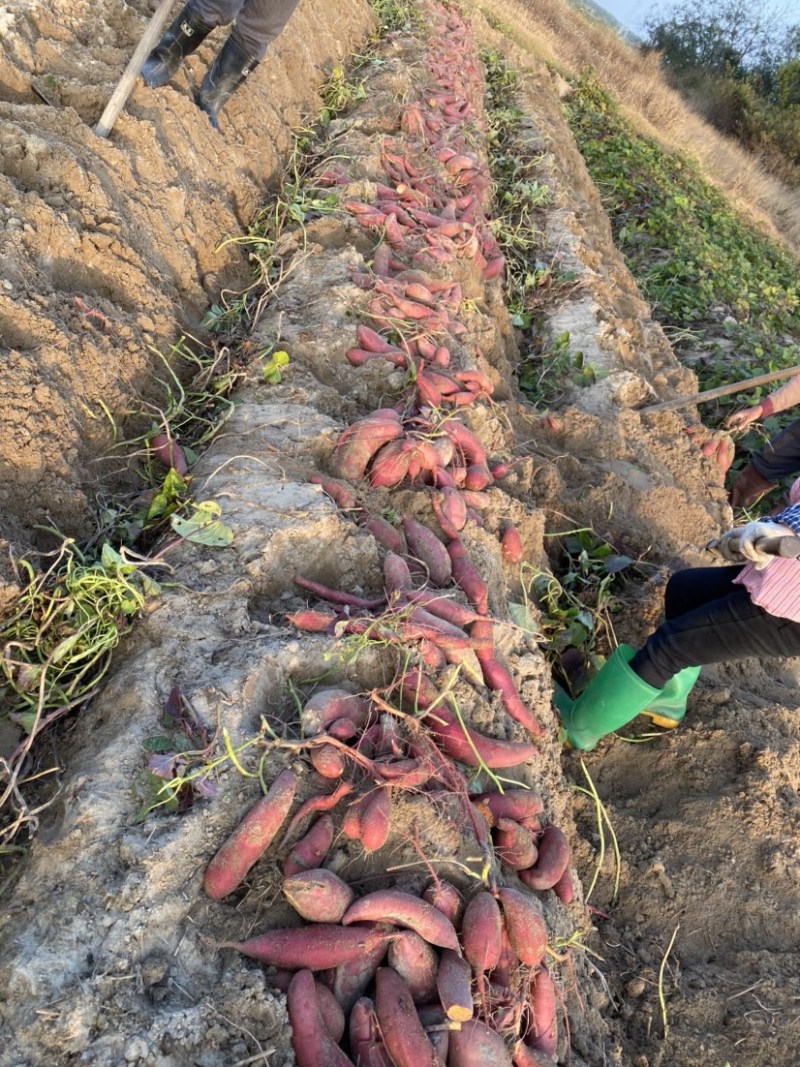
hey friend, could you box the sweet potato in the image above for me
[511,1040,555,1067]
[497,887,548,967]
[437,947,473,1021]
[310,474,359,511]
[149,431,188,475]
[471,789,544,824]
[519,826,571,892]
[280,782,353,847]
[287,969,356,1067]
[354,788,392,853]
[401,589,482,628]
[342,889,459,950]
[552,866,574,905]
[500,524,524,564]
[287,608,339,632]
[283,813,334,877]
[493,818,538,871]
[424,705,537,769]
[363,514,407,554]
[334,410,404,481]
[311,744,346,779]
[283,867,355,924]
[423,879,464,928]
[220,924,396,969]
[448,1019,513,1067]
[350,997,393,1067]
[527,966,558,1058]
[315,979,346,1043]
[203,769,297,900]
[387,929,439,1003]
[447,538,489,615]
[301,689,373,737]
[402,518,452,587]
[384,550,414,593]
[369,439,415,488]
[474,644,546,739]
[329,924,395,1012]
[374,967,445,1067]
[461,891,503,973]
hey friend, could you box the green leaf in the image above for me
[170,501,234,547]
[508,601,540,636]
[262,349,290,384]
[604,555,633,574]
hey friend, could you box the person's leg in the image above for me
[662,566,744,621]
[631,584,800,688]
[195,0,302,127]
[141,1,228,89]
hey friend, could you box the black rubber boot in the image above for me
[141,4,214,89]
[195,34,260,129]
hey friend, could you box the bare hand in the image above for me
[724,405,762,431]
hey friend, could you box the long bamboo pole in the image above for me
[640,364,800,416]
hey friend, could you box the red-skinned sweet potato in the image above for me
[334,410,404,481]
[282,867,355,923]
[328,924,395,1013]
[402,518,453,587]
[471,789,544,824]
[287,969,355,1067]
[437,947,473,1021]
[301,689,373,737]
[220,924,395,970]
[387,929,439,1003]
[311,744,346,779]
[417,1004,450,1061]
[519,826,571,892]
[447,537,489,615]
[423,879,464,928]
[424,705,537,769]
[280,782,352,848]
[493,818,539,871]
[497,887,549,967]
[283,813,334,877]
[448,1018,513,1067]
[350,997,393,1067]
[527,966,558,1058]
[342,889,459,950]
[374,967,445,1067]
[461,891,503,973]
[203,769,297,901]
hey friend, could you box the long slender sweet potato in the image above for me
[203,769,297,900]
[287,969,355,1067]
[527,966,558,1058]
[424,705,537,769]
[219,924,396,969]
[283,868,355,923]
[387,930,439,1003]
[461,891,503,973]
[497,887,549,967]
[342,889,459,950]
[283,813,334,877]
[448,1019,513,1067]
[279,782,353,848]
[473,633,546,738]
[552,866,574,905]
[437,947,473,1021]
[519,826,571,892]
[447,537,489,615]
[374,967,445,1067]
[511,1040,555,1067]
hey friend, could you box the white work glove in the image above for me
[714,520,795,570]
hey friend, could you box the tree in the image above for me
[643,0,798,79]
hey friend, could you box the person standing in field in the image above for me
[726,373,800,507]
[141,0,302,128]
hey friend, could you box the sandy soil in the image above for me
[1,1,799,1066]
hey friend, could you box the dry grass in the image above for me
[477,0,800,255]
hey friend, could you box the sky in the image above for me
[597,0,800,38]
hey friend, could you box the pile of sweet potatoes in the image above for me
[203,5,580,1065]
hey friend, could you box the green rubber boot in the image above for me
[640,666,701,729]
[555,645,662,751]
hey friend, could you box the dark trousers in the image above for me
[629,566,800,688]
[192,0,301,59]
[750,418,800,482]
